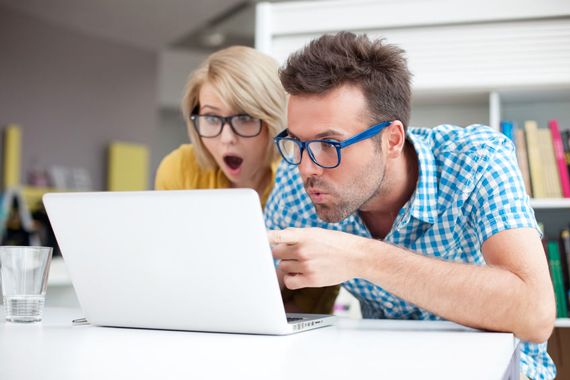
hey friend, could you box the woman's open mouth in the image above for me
[223,155,243,174]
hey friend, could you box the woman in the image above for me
[155,46,338,314]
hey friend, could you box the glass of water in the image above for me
[0,246,53,323]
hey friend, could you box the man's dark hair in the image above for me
[279,32,412,129]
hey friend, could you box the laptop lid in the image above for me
[43,189,293,334]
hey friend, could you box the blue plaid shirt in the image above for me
[265,124,555,379]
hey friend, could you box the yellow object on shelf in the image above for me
[3,124,22,188]
[22,186,59,211]
[107,142,149,191]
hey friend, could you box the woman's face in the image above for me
[196,82,270,186]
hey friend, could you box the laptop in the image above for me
[43,189,335,335]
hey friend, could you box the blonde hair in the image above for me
[181,46,287,169]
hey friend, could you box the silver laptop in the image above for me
[43,189,335,334]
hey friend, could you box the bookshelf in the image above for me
[533,201,570,329]
[531,199,570,209]
[555,319,570,328]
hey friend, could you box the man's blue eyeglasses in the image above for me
[274,120,392,169]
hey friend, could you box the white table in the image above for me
[0,307,519,380]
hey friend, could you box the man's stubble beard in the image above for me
[305,156,386,223]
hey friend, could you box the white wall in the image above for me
[256,0,570,129]
[158,49,210,109]
[152,49,210,182]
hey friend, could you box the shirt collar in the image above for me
[403,131,438,225]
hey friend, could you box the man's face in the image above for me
[287,85,387,223]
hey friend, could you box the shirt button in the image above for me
[384,301,394,309]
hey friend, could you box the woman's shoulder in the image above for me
[161,144,201,171]
[166,143,195,160]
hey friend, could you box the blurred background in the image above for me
[0,0,265,194]
[1,0,569,199]
[1,0,570,372]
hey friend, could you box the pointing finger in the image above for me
[271,242,296,261]
[267,228,302,245]
[283,273,306,290]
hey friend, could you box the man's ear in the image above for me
[383,120,406,158]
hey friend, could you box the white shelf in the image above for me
[555,318,570,328]
[530,198,570,209]
[48,257,72,286]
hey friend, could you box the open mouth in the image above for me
[223,155,243,171]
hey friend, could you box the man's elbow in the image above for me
[517,301,556,343]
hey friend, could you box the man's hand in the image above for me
[268,227,369,289]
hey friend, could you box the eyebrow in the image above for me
[200,105,221,112]
[288,129,345,140]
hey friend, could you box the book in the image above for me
[108,142,149,191]
[500,120,515,142]
[562,229,570,288]
[548,120,570,198]
[536,127,562,198]
[514,127,532,197]
[562,130,570,178]
[562,229,570,289]
[548,240,569,318]
[558,229,570,307]
[524,121,546,198]
[3,124,22,188]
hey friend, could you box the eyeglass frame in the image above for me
[190,114,263,138]
[274,120,392,169]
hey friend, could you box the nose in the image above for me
[297,150,323,178]
[219,121,238,144]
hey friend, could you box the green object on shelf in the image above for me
[548,240,568,318]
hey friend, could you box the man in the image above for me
[265,32,556,379]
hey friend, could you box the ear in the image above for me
[383,120,406,159]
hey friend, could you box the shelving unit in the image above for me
[509,195,567,331]
[555,319,570,328]
[532,200,570,328]
[531,199,570,209]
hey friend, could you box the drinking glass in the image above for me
[0,246,53,323]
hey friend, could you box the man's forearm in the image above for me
[358,239,552,342]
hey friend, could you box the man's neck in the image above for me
[359,142,419,239]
